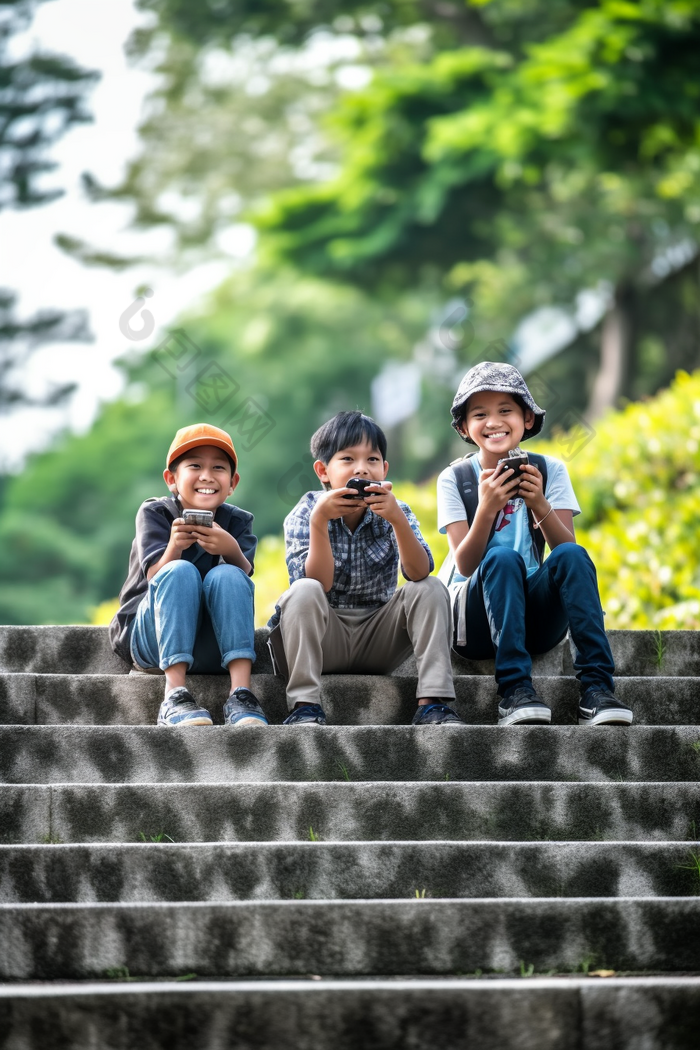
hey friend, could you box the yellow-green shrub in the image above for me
[531,370,700,628]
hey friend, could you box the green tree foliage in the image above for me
[257,1,700,284]
[75,0,700,427]
[99,0,471,260]
[132,0,489,50]
[0,0,97,409]
[0,390,178,623]
[114,0,592,259]
[0,0,97,210]
[254,0,700,411]
[0,289,90,410]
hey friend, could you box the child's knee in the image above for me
[203,563,254,597]
[548,542,592,571]
[482,546,524,574]
[280,577,326,613]
[151,559,201,592]
[404,574,450,610]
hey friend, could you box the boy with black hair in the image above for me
[110,423,266,728]
[438,361,632,727]
[268,410,461,725]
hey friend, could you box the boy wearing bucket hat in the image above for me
[110,423,266,728]
[437,361,632,727]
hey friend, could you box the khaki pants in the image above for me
[269,575,455,710]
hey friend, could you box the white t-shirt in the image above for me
[437,454,581,582]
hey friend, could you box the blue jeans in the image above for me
[454,543,614,698]
[130,560,256,673]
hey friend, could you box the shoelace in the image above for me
[228,690,258,710]
[167,690,195,705]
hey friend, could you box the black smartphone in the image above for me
[182,509,214,528]
[497,451,529,479]
[342,477,380,500]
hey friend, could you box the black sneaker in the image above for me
[498,686,551,727]
[283,703,327,725]
[578,688,633,726]
[412,702,464,725]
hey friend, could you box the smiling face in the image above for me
[163,444,239,511]
[459,391,535,467]
[314,439,388,493]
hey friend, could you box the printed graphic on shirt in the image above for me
[494,497,523,533]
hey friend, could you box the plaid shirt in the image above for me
[268,490,434,626]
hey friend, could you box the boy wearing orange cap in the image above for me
[110,423,266,727]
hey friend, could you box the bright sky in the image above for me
[0,0,250,472]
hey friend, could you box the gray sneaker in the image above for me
[223,687,268,727]
[157,688,213,727]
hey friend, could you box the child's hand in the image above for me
[517,464,548,515]
[310,488,359,523]
[363,481,400,524]
[170,518,200,550]
[187,521,238,557]
[478,463,521,516]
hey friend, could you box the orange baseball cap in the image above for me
[166,423,237,470]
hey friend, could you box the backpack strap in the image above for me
[161,496,181,519]
[450,452,498,546]
[524,453,548,565]
[450,451,550,567]
[142,495,182,519]
[450,452,479,526]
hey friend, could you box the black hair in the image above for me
[311,411,387,464]
[169,449,236,474]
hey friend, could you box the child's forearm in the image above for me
[146,541,181,580]
[454,508,496,578]
[223,539,252,574]
[303,519,335,591]
[534,505,576,548]
[392,514,430,581]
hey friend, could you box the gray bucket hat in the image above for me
[450,361,545,443]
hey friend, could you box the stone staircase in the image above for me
[1,624,699,1048]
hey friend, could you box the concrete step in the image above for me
[1,625,698,677]
[2,898,700,979]
[3,781,699,846]
[0,672,696,726]
[2,977,699,1050]
[0,625,559,677]
[1,725,699,786]
[1,841,698,903]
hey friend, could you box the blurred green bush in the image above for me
[531,369,700,629]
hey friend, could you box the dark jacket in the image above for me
[109,496,256,666]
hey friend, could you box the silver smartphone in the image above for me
[182,509,214,528]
